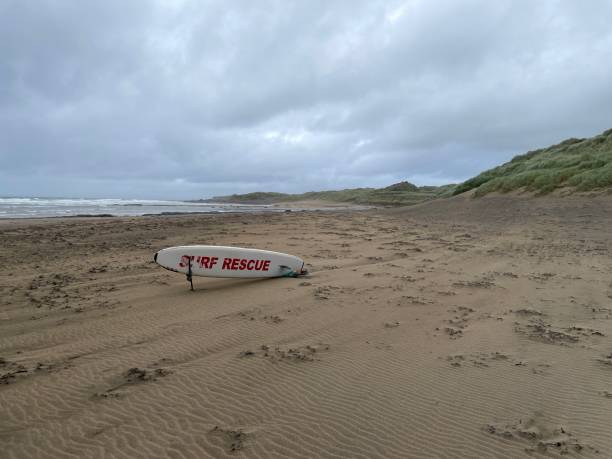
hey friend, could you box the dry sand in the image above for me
[1,195,612,458]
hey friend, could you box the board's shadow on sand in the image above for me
[181,276,284,293]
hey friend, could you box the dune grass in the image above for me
[454,128,612,196]
[207,182,455,206]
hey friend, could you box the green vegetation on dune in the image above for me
[206,181,455,206]
[454,128,612,196]
[214,192,290,203]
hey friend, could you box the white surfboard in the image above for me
[154,245,306,279]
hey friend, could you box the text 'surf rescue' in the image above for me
[179,255,271,271]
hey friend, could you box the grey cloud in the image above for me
[1,0,612,199]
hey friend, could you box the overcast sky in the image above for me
[1,0,612,199]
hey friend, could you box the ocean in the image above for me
[0,197,284,219]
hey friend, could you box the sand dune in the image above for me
[1,196,612,458]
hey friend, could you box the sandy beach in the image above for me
[1,195,612,458]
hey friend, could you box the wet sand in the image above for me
[1,195,612,458]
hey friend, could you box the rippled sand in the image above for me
[1,195,612,458]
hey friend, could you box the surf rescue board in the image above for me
[154,245,306,279]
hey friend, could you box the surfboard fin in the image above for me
[187,257,194,291]
[280,265,308,278]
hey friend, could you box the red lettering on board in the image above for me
[218,257,272,271]
[179,255,194,268]
[191,255,220,270]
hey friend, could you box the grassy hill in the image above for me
[454,128,612,196]
[205,182,456,206]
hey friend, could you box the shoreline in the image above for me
[0,199,372,222]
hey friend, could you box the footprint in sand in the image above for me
[441,306,476,339]
[515,319,604,345]
[0,357,70,385]
[597,353,612,367]
[238,343,330,363]
[208,426,249,452]
[93,365,173,399]
[485,413,598,455]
